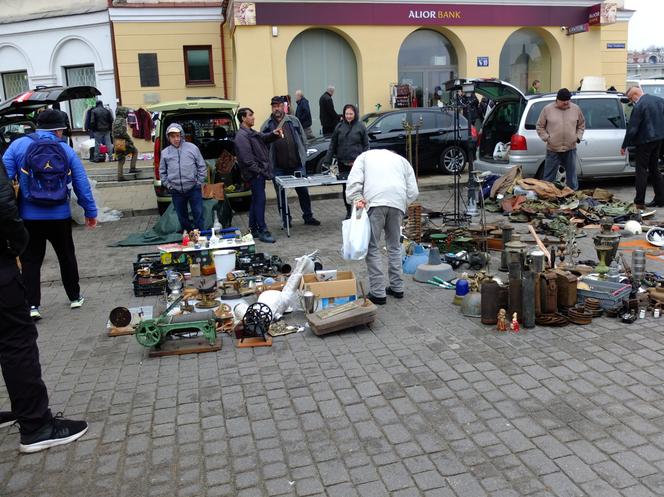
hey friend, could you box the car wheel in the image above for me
[315,157,328,174]
[439,145,467,174]
[535,162,566,184]
[230,195,252,212]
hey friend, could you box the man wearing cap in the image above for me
[2,109,97,321]
[621,86,664,209]
[159,123,207,231]
[536,88,585,190]
[262,96,320,229]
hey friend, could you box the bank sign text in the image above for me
[408,10,462,20]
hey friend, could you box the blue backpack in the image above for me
[21,133,71,205]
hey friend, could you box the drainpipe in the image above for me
[109,7,122,106]
[220,22,229,99]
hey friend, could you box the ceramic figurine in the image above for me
[182,230,190,246]
[510,312,520,333]
[190,229,200,244]
[497,308,507,332]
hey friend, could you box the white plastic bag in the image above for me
[342,207,371,260]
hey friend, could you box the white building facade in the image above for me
[0,9,117,130]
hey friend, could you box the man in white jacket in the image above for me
[345,149,419,305]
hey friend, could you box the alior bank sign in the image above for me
[251,2,595,27]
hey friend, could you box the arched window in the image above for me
[398,30,458,107]
[287,29,358,136]
[499,29,551,94]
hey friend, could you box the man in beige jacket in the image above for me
[535,88,585,190]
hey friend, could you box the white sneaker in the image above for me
[70,298,85,309]
[30,306,41,320]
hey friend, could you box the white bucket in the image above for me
[213,250,236,280]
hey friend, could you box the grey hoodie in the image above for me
[159,123,207,193]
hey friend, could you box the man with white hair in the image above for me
[295,90,314,141]
[621,86,664,209]
[319,85,340,136]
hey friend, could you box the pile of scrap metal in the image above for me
[484,166,643,231]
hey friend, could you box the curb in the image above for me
[119,178,467,218]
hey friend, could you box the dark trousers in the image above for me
[20,219,80,308]
[249,175,267,232]
[543,149,578,190]
[272,165,314,226]
[171,187,203,232]
[0,272,52,433]
[634,141,664,205]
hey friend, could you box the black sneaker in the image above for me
[0,411,17,428]
[367,293,386,305]
[304,218,321,226]
[258,230,276,244]
[19,415,88,454]
[386,287,404,299]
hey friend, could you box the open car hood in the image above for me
[148,99,239,113]
[0,86,101,117]
[464,79,526,102]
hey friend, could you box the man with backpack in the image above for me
[1,109,97,320]
[89,100,114,162]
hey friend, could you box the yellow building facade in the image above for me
[228,0,632,131]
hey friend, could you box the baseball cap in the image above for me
[166,125,181,135]
[556,88,572,101]
[36,109,68,131]
[270,96,285,105]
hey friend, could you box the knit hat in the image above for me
[556,88,572,101]
[36,109,68,131]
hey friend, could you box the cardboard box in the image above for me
[301,271,357,309]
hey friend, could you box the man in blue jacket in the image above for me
[621,86,664,209]
[262,96,320,229]
[2,110,97,321]
[159,123,207,231]
[295,90,314,141]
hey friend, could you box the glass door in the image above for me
[65,65,97,129]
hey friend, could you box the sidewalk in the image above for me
[87,158,466,217]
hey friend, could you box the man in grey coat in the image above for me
[346,149,419,305]
[159,123,207,231]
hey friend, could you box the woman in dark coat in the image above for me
[324,104,369,218]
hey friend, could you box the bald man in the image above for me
[621,86,664,209]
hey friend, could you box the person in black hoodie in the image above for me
[0,159,88,453]
[324,104,369,218]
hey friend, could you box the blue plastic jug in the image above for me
[402,244,429,274]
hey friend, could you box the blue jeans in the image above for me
[171,186,203,232]
[543,149,578,190]
[272,165,314,226]
[249,175,267,233]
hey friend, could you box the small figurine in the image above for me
[190,229,200,244]
[497,308,507,332]
[510,312,520,333]
[182,230,190,246]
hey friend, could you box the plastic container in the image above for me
[402,244,429,274]
[576,277,631,310]
[213,250,236,280]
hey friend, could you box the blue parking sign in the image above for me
[477,56,489,67]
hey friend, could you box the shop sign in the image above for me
[252,3,590,27]
[567,23,589,35]
[589,1,620,26]
[476,56,489,67]
[607,43,625,49]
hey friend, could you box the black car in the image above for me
[305,107,476,175]
[0,85,101,155]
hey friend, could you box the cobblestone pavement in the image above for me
[4,182,664,497]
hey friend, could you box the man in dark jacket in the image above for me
[235,107,281,243]
[319,86,340,136]
[262,96,321,229]
[0,159,88,453]
[89,100,114,162]
[295,90,314,141]
[621,87,664,209]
